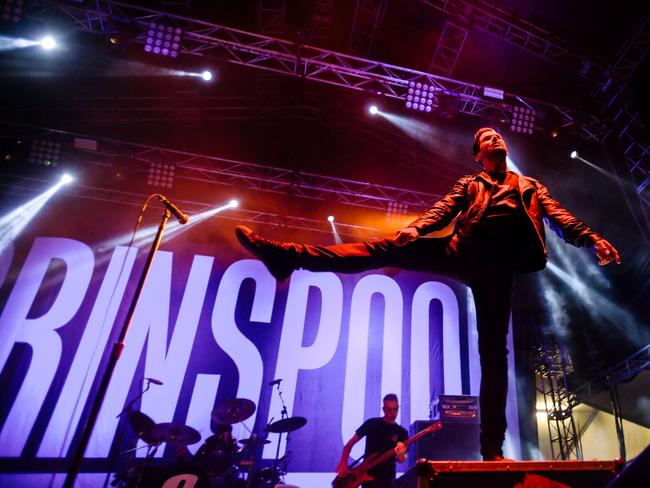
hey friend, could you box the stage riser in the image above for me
[396,460,622,488]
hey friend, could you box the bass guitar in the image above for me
[331,420,442,488]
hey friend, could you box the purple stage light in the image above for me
[144,22,182,58]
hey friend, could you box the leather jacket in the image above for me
[408,171,601,274]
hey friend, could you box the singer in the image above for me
[235,128,621,461]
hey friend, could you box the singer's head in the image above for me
[473,128,508,172]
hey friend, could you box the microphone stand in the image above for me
[64,209,172,488]
[104,379,154,488]
[272,383,288,483]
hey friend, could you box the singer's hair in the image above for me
[473,127,496,156]
[383,393,398,403]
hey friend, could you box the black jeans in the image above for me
[286,236,515,458]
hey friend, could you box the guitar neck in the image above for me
[363,421,442,472]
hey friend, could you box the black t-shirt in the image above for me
[356,417,408,481]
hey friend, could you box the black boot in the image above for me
[235,225,296,282]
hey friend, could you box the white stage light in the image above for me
[369,105,378,115]
[201,70,213,81]
[229,199,239,208]
[60,174,74,184]
[40,36,56,50]
[570,150,578,159]
[328,215,335,222]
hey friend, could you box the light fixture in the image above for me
[144,22,182,58]
[1,0,24,23]
[570,150,578,159]
[405,80,435,113]
[29,139,61,168]
[60,174,74,184]
[369,105,378,115]
[510,106,536,135]
[327,215,335,222]
[147,162,175,189]
[201,70,213,81]
[229,199,239,208]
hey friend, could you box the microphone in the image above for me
[156,195,189,224]
[268,378,283,387]
[146,377,164,385]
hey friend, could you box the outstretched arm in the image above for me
[535,181,621,265]
[336,434,361,476]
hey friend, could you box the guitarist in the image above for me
[335,394,408,488]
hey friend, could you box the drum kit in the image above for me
[116,394,307,488]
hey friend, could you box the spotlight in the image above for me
[229,199,239,208]
[327,215,335,222]
[201,70,213,81]
[570,150,578,159]
[40,36,56,50]
[369,105,378,115]
[60,174,74,184]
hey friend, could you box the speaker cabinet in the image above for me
[408,420,481,466]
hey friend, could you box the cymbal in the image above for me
[149,422,201,446]
[127,411,159,445]
[212,398,256,425]
[265,416,307,433]
[239,437,271,446]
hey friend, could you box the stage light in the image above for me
[328,215,335,222]
[405,80,434,113]
[60,174,73,184]
[510,105,535,135]
[147,162,175,189]
[229,199,239,208]
[201,70,213,81]
[29,139,61,167]
[570,150,578,159]
[0,177,69,253]
[369,105,378,115]
[1,0,24,23]
[40,36,56,50]
[144,22,182,58]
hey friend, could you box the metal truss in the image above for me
[0,173,379,239]
[0,122,441,212]
[571,344,650,461]
[307,0,335,46]
[428,20,468,76]
[419,0,609,84]
[418,0,650,235]
[535,334,583,461]
[44,0,607,141]
[160,0,191,17]
[348,0,386,56]
[597,10,650,96]
[257,0,286,37]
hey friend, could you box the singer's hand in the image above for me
[593,238,621,266]
[394,227,419,246]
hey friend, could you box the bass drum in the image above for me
[157,461,209,488]
[193,449,235,478]
[247,467,278,488]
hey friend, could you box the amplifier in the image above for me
[407,420,480,466]
[430,394,479,423]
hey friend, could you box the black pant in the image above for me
[285,236,515,458]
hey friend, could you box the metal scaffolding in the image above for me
[535,333,583,461]
[43,0,606,142]
[428,20,468,76]
[34,0,650,238]
[348,0,386,56]
[0,122,441,213]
